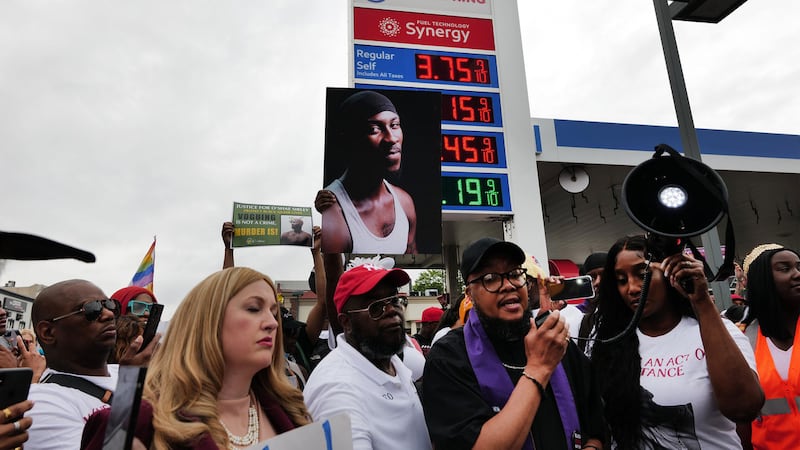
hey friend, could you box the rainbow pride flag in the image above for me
[130,238,155,292]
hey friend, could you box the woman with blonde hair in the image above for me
[82,267,310,449]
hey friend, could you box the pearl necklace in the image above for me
[220,396,259,449]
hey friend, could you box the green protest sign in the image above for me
[232,202,313,248]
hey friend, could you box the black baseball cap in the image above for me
[460,237,526,280]
[581,252,607,275]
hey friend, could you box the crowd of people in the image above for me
[3,225,799,450]
[1,108,798,449]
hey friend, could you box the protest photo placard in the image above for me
[232,203,313,248]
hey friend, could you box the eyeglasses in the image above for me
[346,294,407,320]
[50,299,121,322]
[467,268,528,293]
[128,300,154,316]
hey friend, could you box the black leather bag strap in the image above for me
[40,373,113,404]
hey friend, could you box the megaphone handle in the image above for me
[534,310,551,328]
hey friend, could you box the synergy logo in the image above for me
[376,16,470,43]
[355,8,494,50]
[378,17,401,37]
[406,18,471,44]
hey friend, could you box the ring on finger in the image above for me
[2,408,11,421]
[12,420,20,432]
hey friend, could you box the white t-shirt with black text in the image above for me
[636,317,755,450]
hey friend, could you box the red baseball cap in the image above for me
[111,286,158,315]
[420,307,444,323]
[334,264,410,313]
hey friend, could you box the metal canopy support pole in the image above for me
[652,0,731,309]
[443,244,462,299]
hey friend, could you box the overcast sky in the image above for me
[2,0,797,318]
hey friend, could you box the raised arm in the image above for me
[315,190,345,335]
[539,276,568,311]
[304,226,326,345]
[16,335,46,382]
[221,221,235,269]
[661,255,764,422]
[316,189,352,254]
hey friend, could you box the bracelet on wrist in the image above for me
[521,371,547,398]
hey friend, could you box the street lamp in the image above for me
[671,0,749,23]
[651,0,749,309]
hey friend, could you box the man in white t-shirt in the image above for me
[304,264,431,450]
[27,279,151,450]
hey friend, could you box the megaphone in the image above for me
[622,145,728,238]
[621,144,735,281]
[592,144,736,345]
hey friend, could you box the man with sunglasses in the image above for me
[25,279,122,450]
[304,264,432,450]
[422,238,606,450]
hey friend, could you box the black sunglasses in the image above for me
[50,299,121,322]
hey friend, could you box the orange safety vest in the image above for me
[751,319,800,450]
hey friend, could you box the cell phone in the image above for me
[137,304,164,353]
[548,275,595,302]
[1,330,20,352]
[0,368,33,410]
[102,366,147,450]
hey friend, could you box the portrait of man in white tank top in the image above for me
[320,88,442,255]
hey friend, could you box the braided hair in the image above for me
[747,247,800,341]
[591,235,694,448]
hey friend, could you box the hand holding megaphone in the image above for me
[660,254,710,299]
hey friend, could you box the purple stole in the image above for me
[464,308,580,450]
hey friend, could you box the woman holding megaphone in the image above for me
[591,235,763,449]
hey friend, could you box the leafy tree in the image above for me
[412,269,445,294]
